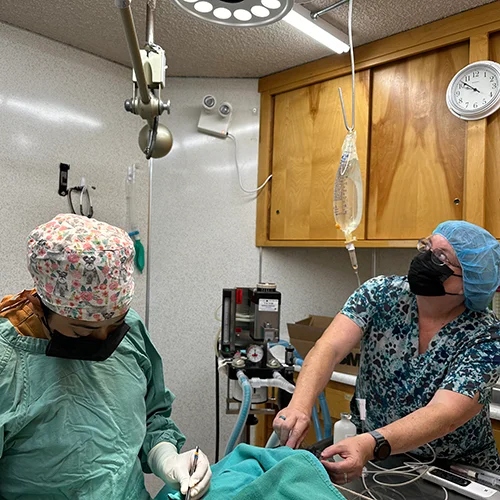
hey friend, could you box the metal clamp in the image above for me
[310,0,348,20]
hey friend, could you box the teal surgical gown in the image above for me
[0,309,186,500]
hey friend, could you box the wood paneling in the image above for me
[269,70,370,241]
[367,44,468,240]
[493,419,500,453]
[256,92,274,246]
[259,2,500,95]
[485,32,500,237]
[464,35,489,227]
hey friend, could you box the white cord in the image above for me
[214,304,222,322]
[227,133,272,194]
[335,484,375,500]
[360,445,448,500]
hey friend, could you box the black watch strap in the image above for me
[369,430,391,460]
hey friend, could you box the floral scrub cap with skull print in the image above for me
[27,213,135,321]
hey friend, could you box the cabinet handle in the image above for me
[453,198,461,205]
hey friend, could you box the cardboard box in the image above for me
[287,315,360,376]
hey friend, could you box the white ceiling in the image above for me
[0,0,497,78]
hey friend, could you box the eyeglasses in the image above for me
[417,237,461,269]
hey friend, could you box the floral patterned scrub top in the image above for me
[341,275,500,470]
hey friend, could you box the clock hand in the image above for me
[461,80,481,93]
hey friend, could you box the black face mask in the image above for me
[43,318,130,361]
[408,250,462,297]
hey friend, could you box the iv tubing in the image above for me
[225,371,252,457]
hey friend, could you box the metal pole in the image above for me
[311,0,348,20]
[258,247,263,283]
[117,3,151,105]
[371,248,377,278]
[145,157,154,330]
[146,0,156,45]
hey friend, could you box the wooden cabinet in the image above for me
[486,32,500,238]
[256,3,500,247]
[368,45,467,240]
[270,71,370,241]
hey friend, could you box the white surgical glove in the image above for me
[148,442,212,500]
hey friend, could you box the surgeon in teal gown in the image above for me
[0,214,211,500]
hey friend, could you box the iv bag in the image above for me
[333,131,363,243]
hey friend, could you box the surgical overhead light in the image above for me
[283,4,349,54]
[171,0,294,27]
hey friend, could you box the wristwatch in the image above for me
[369,430,391,461]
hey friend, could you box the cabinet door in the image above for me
[368,44,468,240]
[270,71,370,241]
[486,32,500,238]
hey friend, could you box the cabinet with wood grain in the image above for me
[367,44,468,240]
[256,3,500,247]
[270,71,370,242]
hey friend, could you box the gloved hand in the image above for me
[148,442,212,499]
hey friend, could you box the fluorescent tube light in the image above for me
[283,4,350,54]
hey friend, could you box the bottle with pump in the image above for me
[333,413,357,462]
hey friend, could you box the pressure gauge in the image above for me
[446,61,500,120]
[247,345,264,364]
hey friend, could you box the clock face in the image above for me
[451,66,499,112]
[447,61,500,119]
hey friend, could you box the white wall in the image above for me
[0,21,148,316]
[0,20,417,498]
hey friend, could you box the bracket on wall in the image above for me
[58,163,70,197]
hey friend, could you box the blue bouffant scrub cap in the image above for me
[433,220,500,311]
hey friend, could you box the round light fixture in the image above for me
[172,0,293,27]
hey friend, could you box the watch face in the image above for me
[377,442,391,460]
[450,64,500,114]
